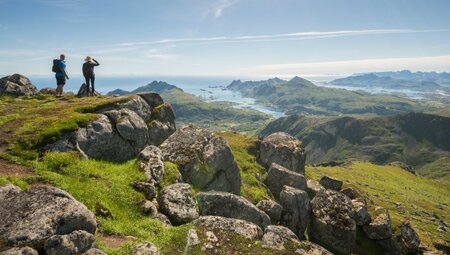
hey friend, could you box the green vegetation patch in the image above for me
[218,132,269,203]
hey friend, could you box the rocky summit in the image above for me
[0,74,38,97]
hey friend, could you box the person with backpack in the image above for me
[53,54,69,97]
[82,56,100,96]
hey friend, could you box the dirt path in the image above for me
[98,233,137,249]
[0,159,34,178]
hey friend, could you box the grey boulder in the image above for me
[0,247,38,255]
[131,181,156,200]
[0,184,21,201]
[306,179,325,198]
[160,125,241,194]
[137,146,164,184]
[351,198,371,226]
[294,241,333,255]
[308,190,356,254]
[363,206,393,240]
[400,221,421,252]
[133,242,160,255]
[256,199,283,224]
[0,74,38,97]
[0,186,96,250]
[262,225,299,250]
[82,249,107,255]
[192,216,263,240]
[340,187,359,199]
[265,163,306,199]
[139,200,158,216]
[157,183,198,225]
[258,132,306,175]
[77,83,100,97]
[44,230,95,255]
[147,103,176,145]
[196,191,270,229]
[279,186,310,239]
[319,176,343,191]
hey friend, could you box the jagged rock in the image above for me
[153,213,172,226]
[0,74,38,97]
[306,179,325,198]
[0,186,96,251]
[0,184,21,201]
[294,241,333,255]
[376,236,402,255]
[133,242,160,255]
[75,112,147,162]
[400,221,421,252]
[137,146,164,184]
[160,125,241,194]
[157,183,198,225]
[192,216,263,240]
[262,225,299,250]
[279,186,310,239]
[319,176,343,191]
[363,206,393,240]
[39,88,56,95]
[340,187,359,199]
[0,247,38,255]
[77,83,100,97]
[197,191,270,229]
[82,248,107,255]
[258,132,306,175]
[139,200,158,216]
[265,163,306,200]
[352,198,371,226]
[147,103,176,145]
[256,200,283,224]
[131,181,156,200]
[48,94,176,162]
[137,93,164,107]
[308,190,356,254]
[44,230,95,255]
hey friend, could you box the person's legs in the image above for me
[90,76,95,96]
[85,76,91,96]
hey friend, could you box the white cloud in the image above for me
[116,28,448,47]
[213,0,236,18]
[244,55,450,77]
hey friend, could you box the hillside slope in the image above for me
[227,77,446,115]
[260,112,450,180]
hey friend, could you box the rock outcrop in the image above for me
[132,242,160,255]
[319,176,343,191]
[77,83,100,97]
[48,93,176,162]
[400,221,421,253]
[258,132,306,175]
[196,191,270,229]
[265,163,306,199]
[279,186,310,239]
[262,225,299,250]
[157,183,198,225]
[0,247,38,255]
[0,74,38,97]
[363,206,393,240]
[351,198,371,226]
[306,179,325,198]
[192,216,263,240]
[308,190,356,254]
[256,200,282,224]
[137,146,164,184]
[160,125,241,194]
[43,230,95,255]
[0,186,97,251]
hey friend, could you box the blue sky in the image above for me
[1,0,450,77]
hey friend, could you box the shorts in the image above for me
[56,76,66,86]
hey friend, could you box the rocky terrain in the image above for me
[0,74,449,254]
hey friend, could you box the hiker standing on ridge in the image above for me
[82,56,100,96]
[53,54,69,97]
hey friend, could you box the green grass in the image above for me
[306,161,450,251]
[418,157,450,181]
[218,132,269,204]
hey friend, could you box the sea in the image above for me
[28,75,448,119]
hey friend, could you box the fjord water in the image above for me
[30,75,287,118]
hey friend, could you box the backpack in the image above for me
[52,59,61,73]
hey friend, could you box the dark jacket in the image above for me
[82,59,100,77]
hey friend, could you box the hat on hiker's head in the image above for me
[84,56,92,62]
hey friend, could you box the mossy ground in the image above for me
[306,161,450,252]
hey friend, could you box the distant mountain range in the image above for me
[226,76,439,116]
[330,70,450,91]
[260,112,450,180]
